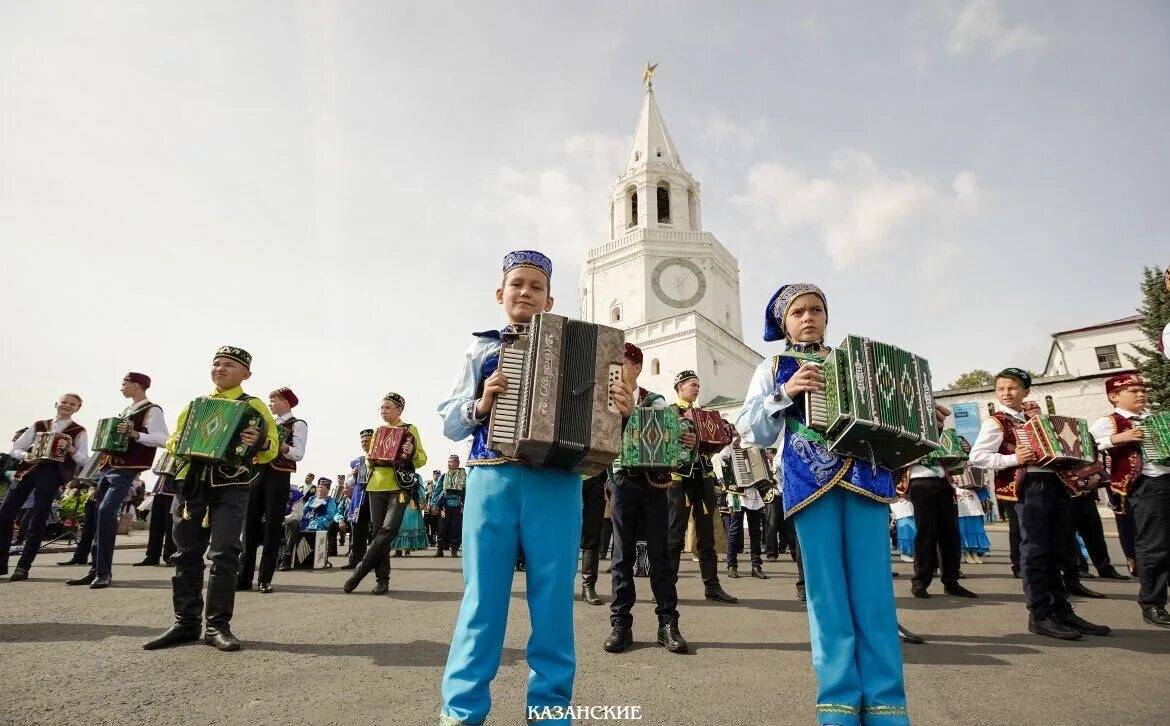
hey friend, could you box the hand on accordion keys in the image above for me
[933,404,951,432]
[1113,428,1144,445]
[402,438,415,457]
[610,379,634,418]
[476,369,510,419]
[1015,443,1038,466]
[783,362,824,398]
[239,427,260,447]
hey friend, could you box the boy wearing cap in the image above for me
[431,454,466,557]
[736,283,912,726]
[436,250,633,726]
[342,392,426,595]
[143,346,279,652]
[667,370,738,604]
[969,368,1111,641]
[342,429,374,569]
[1090,374,1170,627]
[1,393,89,580]
[238,387,308,594]
[67,373,168,589]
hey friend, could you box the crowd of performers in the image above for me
[1,251,1167,726]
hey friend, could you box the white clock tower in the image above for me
[579,72,762,406]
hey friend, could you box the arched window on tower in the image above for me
[657,183,671,224]
[610,304,622,323]
[628,188,638,228]
[687,188,698,231]
[651,359,660,376]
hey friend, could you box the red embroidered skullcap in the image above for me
[623,343,643,365]
[124,372,151,389]
[1105,373,1145,396]
[271,387,299,407]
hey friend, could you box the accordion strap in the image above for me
[785,417,827,447]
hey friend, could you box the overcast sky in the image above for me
[2,1,1166,477]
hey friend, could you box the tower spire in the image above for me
[625,66,683,173]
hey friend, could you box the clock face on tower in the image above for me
[651,257,707,309]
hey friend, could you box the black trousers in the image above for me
[0,466,60,571]
[347,495,371,566]
[599,518,613,558]
[145,493,176,562]
[437,499,463,552]
[171,484,249,628]
[765,496,784,556]
[239,468,290,587]
[424,512,439,544]
[608,471,676,627]
[357,490,408,584]
[666,470,719,588]
[1069,492,1113,573]
[908,477,962,588]
[1002,500,1022,574]
[1016,474,1073,620]
[68,496,97,562]
[724,508,765,568]
[581,472,606,553]
[1131,474,1170,608]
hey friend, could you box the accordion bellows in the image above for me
[805,334,941,470]
[488,313,624,475]
[175,397,261,466]
[1014,415,1097,469]
[93,417,132,453]
[29,432,71,463]
[1140,412,1170,465]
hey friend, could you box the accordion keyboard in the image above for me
[805,390,830,431]
[489,345,526,448]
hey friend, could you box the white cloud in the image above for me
[946,0,1048,58]
[697,113,767,159]
[733,149,979,269]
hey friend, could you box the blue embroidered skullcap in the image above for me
[763,283,828,343]
[503,250,552,280]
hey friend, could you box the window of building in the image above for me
[629,189,638,227]
[610,305,622,323]
[655,148,663,158]
[651,359,660,376]
[1095,345,1121,370]
[1044,395,1056,415]
[657,184,670,223]
[687,188,698,231]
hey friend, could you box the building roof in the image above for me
[934,367,1137,398]
[624,87,683,173]
[1051,315,1141,338]
[702,395,741,408]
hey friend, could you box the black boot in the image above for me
[433,548,445,558]
[1142,606,1170,627]
[66,572,97,586]
[580,550,602,605]
[897,624,925,644]
[603,624,633,653]
[656,620,688,654]
[704,584,738,603]
[144,575,203,650]
[204,574,241,651]
[1065,579,1107,599]
[750,565,768,580]
[726,565,740,579]
[1097,565,1129,581]
[142,623,202,650]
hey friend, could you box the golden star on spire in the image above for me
[642,62,658,89]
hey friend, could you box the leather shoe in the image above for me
[132,558,159,567]
[204,625,241,652]
[897,624,925,645]
[603,625,633,653]
[1141,606,1170,627]
[9,568,28,582]
[751,566,768,580]
[89,576,111,589]
[796,586,806,602]
[371,581,389,595]
[581,584,602,605]
[911,584,930,599]
[1097,567,1129,581]
[944,583,978,599]
[726,566,740,579]
[1066,580,1107,599]
[66,573,96,586]
[1058,612,1110,636]
[142,624,201,650]
[1028,616,1082,640]
[57,558,85,566]
[657,621,689,654]
[704,586,738,604]
[259,583,273,594]
[343,573,361,594]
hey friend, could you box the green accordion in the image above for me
[1140,411,1170,466]
[620,407,683,470]
[920,429,968,472]
[175,397,262,466]
[93,417,132,453]
[805,334,941,470]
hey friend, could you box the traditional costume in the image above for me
[717,446,769,579]
[239,387,307,593]
[890,498,916,562]
[343,394,427,594]
[143,346,280,652]
[343,432,373,569]
[1,409,89,578]
[392,473,430,552]
[1090,373,1170,626]
[736,283,908,726]
[436,251,582,726]
[431,456,466,556]
[605,343,684,654]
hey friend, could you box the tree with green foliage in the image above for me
[1128,265,1170,409]
[948,369,994,389]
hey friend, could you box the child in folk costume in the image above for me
[431,455,467,557]
[954,479,991,564]
[343,393,426,595]
[737,283,922,726]
[890,498,916,564]
[2,393,90,581]
[144,346,280,652]
[436,250,633,726]
[341,429,374,570]
[1090,373,1170,627]
[392,472,430,555]
[969,368,1111,641]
